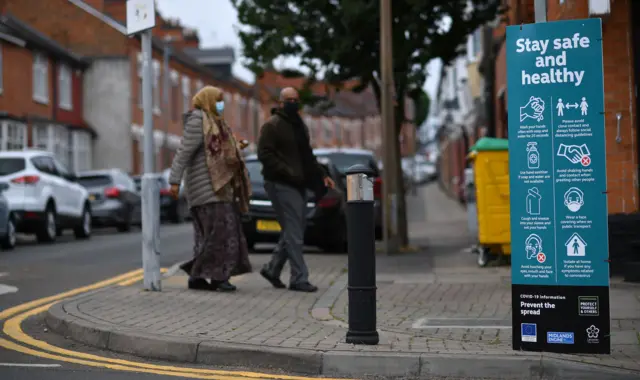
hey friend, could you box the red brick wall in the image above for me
[0,43,52,119]
[2,0,129,57]
[55,65,85,126]
[493,0,639,213]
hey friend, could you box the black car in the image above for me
[77,169,141,232]
[132,174,189,223]
[313,148,383,239]
[242,156,348,253]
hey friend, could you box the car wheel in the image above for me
[74,206,92,239]
[1,215,16,250]
[36,206,57,243]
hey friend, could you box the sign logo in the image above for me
[578,296,599,316]
[586,325,600,344]
[547,332,575,344]
[521,323,537,342]
[536,252,546,263]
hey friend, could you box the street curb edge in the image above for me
[43,299,640,379]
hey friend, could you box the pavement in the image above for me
[41,184,640,379]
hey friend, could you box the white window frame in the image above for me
[58,63,73,110]
[0,121,28,151]
[182,76,191,112]
[152,60,161,115]
[32,52,49,104]
[195,79,203,92]
[31,124,70,168]
[72,130,92,172]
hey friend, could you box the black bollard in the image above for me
[344,164,379,345]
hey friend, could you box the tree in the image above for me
[232,0,502,246]
[414,90,431,129]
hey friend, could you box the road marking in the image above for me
[0,270,350,380]
[0,363,61,368]
[0,284,18,296]
[0,269,142,321]
[117,268,168,286]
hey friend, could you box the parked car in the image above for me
[0,150,92,243]
[242,155,348,252]
[77,169,141,232]
[313,148,383,239]
[133,173,189,223]
[0,182,16,249]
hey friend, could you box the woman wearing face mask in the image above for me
[168,86,252,292]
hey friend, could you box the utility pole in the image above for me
[380,0,399,254]
[534,0,547,22]
[161,36,172,169]
[127,0,161,291]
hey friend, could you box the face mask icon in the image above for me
[525,234,543,260]
[564,187,584,212]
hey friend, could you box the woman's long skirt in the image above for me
[180,202,252,281]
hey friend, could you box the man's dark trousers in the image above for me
[262,180,309,285]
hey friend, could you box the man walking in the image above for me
[257,87,335,292]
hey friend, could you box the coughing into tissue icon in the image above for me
[525,234,543,260]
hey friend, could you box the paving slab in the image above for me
[44,185,640,379]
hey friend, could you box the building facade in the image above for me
[0,13,94,173]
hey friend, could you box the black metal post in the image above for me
[345,164,379,345]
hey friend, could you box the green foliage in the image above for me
[231,0,501,126]
[413,90,431,128]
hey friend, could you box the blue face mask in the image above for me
[216,101,224,113]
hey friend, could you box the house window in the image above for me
[171,73,180,121]
[32,125,50,151]
[33,52,49,103]
[196,79,203,92]
[0,121,27,150]
[32,125,70,167]
[223,93,232,121]
[58,63,72,110]
[182,76,191,112]
[72,131,92,172]
[152,60,160,113]
[323,119,332,141]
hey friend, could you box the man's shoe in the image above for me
[289,282,318,293]
[188,278,210,291]
[212,280,237,292]
[260,268,286,289]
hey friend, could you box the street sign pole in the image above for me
[534,0,547,23]
[127,0,161,291]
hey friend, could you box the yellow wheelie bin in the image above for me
[467,137,511,267]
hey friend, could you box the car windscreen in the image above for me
[245,160,264,183]
[316,153,378,176]
[0,158,26,176]
[77,175,112,188]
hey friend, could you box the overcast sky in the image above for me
[155,0,441,99]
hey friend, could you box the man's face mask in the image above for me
[216,101,225,113]
[283,101,300,114]
[564,188,584,212]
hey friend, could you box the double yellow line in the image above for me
[0,269,348,380]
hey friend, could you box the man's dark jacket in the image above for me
[257,109,326,198]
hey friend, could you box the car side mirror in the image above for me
[0,182,8,192]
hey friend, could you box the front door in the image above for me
[632,0,640,200]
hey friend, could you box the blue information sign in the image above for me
[507,19,610,354]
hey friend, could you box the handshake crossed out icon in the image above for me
[557,144,591,167]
